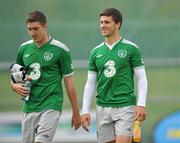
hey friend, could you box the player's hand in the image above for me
[135,106,147,122]
[71,112,81,130]
[81,113,91,132]
[11,83,30,97]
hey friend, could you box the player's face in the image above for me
[100,16,120,37]
[26,22,47,44]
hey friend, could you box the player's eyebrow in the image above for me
[27,27,39,31]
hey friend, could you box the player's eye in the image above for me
[100,20,110,24]
[34,28,39,31]
[104,21,110,24]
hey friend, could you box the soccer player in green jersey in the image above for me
[81,8,148,143]
[10,11,81,143]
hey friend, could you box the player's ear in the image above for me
[44,23,48,30]
[116,22,121,30]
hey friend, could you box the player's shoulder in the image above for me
[121,39,139,49]
[91,42,104,53]
[20,40,33,47]
[50,38,69,52]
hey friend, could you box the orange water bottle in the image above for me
[133,120,141,142]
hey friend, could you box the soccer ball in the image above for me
[10,63,27,83]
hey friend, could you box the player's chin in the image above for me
[33,38,39,42]
[32,36,38,41]
[101,32,108,37]
[101,30,109,36]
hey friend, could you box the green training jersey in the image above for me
[88,38,144,107]
[16,37,73,112]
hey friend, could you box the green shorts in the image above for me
[96,105,135,143]
[22,109,61,143]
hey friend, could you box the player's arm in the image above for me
[11,80,30,97]
[63,75,81,130]
[10,63,29,97]
[81,71,97,131]
[134,66,148,122]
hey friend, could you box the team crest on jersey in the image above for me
[118,49,127,58]
[44,52,53,61]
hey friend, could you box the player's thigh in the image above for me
[113,106,135,137]
[35,110,61,143]
[22,112,40,143]
[96,105,115,143]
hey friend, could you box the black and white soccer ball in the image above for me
[10,63,27,83]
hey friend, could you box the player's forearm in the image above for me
[82,71,97,114]
[134,66,148,107]
[137,75,148,107]
[11,81,19,93]
[64,76,80,114]
[11,80,15,91]
[68,90,80,114]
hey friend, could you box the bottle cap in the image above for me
[27,76,32,81]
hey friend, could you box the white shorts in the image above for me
[96,105,135,143]
[22,109,61,143]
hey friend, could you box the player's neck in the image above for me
[105,34,121,46]
[35,35,49,48]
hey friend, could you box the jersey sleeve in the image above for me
[59,49,73,77]
[130,46,144,68]
[88,49,97,72]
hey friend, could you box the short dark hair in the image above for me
[100,8,123,25]
[26,11,47,25]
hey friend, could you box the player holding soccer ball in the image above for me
[81,8,148,143]
[10,63,32,101]
[10,11,81,143]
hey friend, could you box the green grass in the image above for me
[0,67,179,142]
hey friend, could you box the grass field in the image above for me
[0,66,179,142]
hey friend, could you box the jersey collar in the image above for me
[104,38,122,50]
[33,34,52,49]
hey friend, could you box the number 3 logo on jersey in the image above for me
[30,63,41,80]
[104,60,116,78]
